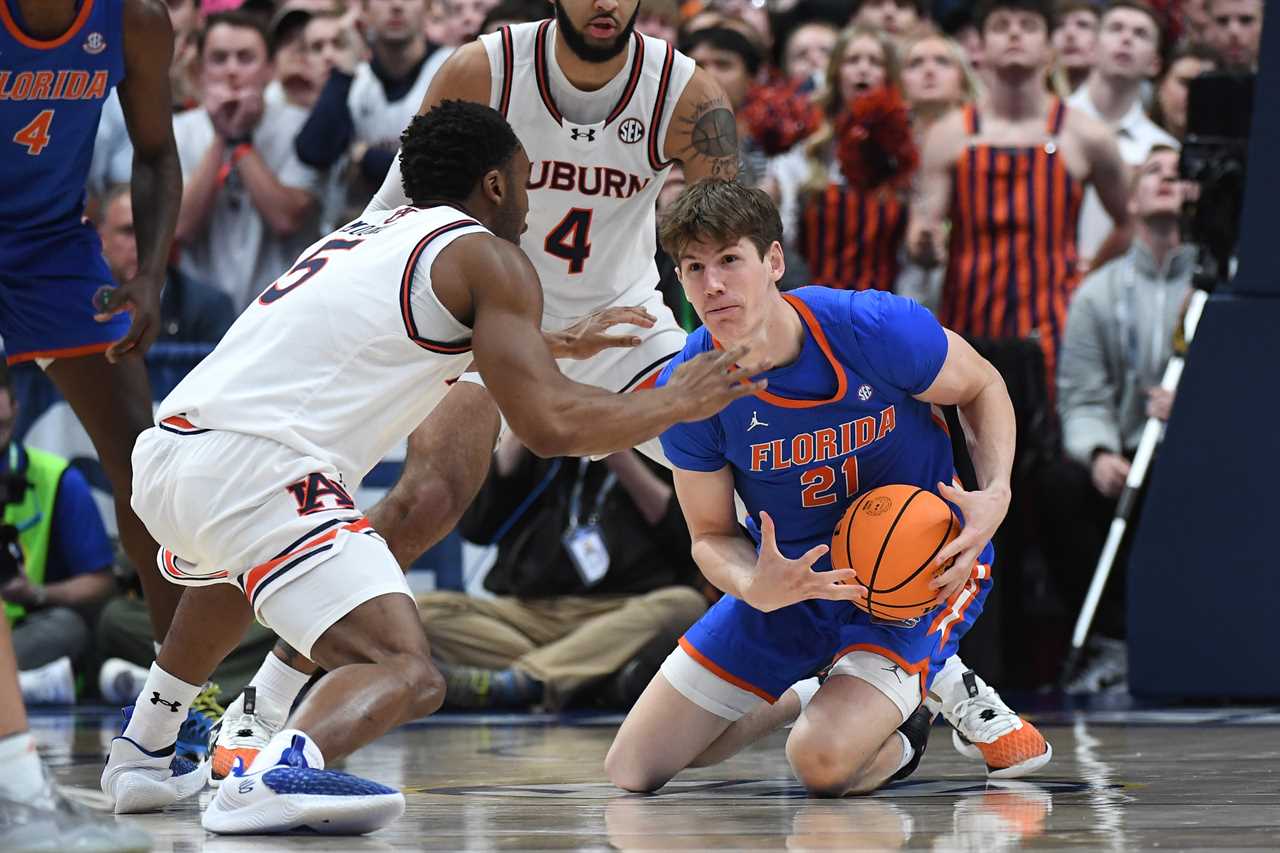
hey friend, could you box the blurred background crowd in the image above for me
[4,0,1263,715]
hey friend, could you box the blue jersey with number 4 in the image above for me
[658,286,962,570]
[0,0,124,242]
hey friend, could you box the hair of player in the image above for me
[658,179,784,263]
[976,0,1057,32]
[680,26,763,77]
[198,11,274,59]
[399,101,522,206]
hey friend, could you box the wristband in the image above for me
[230,142,253,165]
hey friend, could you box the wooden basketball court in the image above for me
[34,703,1280,851]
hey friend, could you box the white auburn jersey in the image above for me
[479,21,695,320]
[156,204,488,483]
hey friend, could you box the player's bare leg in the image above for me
[785,675,909,796]
[202,585,437,834]
[286,592,444,761]
[44,355,186,638]
[605,674,734,792]
[688,682,807,767]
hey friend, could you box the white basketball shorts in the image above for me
[131,422,412,657]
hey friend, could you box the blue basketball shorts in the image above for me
[0,221,130,365]
[663,542,994,721]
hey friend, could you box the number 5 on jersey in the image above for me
[545,208,593,274]
[13,110,54,156]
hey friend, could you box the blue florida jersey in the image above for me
[0,0,124,240]
[659,287,965,570]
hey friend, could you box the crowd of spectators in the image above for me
[3,0,1264,708]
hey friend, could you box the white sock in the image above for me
[0,731,45,804]
[892,731,914,774]
[246,653,311,726]
[931,655,981,717]
[248,728,325,774]
[122,663,201,752]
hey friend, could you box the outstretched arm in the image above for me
[109,0,182,361]
[437,235,761,457]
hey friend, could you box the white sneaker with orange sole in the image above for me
[946,671,1052,779]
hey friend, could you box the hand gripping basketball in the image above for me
[929,481,1009,606]
[741,511,867,613]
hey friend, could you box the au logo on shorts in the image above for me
[618,118,644,144]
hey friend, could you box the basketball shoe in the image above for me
[209,687,280,787]
[946,671,1052,778]
[176,682,224,762]
[3,761,151,852]
[101,707,209,814]
[202,731,404,835]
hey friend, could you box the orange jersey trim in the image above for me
[0,0,95,50]
[6,341,111,365]
[241,518,372,601]
[678,636,778,703]
[831,642,930,705]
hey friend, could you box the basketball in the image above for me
[831,484,960,622]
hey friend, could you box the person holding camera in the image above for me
[0,370,116,704]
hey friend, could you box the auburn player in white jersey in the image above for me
[100,101,760,835]
[214,0,1049,785]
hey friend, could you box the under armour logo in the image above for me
[881,664,905,683]
[569,128,596,141]
[149,692,181,712]
[747,411,768,431]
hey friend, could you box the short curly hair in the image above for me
[400,101,522,206]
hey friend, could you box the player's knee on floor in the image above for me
[603,742,674,793]
[786,728,863,797]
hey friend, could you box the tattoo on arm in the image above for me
[675,98,740,180]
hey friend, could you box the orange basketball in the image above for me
[831,484,960,622]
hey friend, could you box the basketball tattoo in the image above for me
[677,97,740,179]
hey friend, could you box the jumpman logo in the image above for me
[569,128,596,141]
[881,664,905,683]
[747,411,768,432]
[150,692,181,712]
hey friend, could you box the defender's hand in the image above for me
[741,511,866,613]
[547,306,657,360]
[663,345,768,422]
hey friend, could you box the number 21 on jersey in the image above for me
[800,457,860,508]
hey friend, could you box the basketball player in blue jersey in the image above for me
[605,179,1045,795]
[0,0,189,665]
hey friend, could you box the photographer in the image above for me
[0,368,115,703]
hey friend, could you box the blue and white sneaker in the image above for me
[100,707,209,814]
[202,733,404,835]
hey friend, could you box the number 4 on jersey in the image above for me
[545,208,593,274]
[13,110,54,156]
